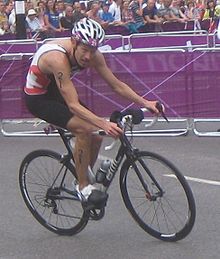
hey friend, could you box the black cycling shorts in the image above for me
[25,81,73,129]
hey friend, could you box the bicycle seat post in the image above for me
[57,128,73,155]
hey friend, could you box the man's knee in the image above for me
[66,117,95,135]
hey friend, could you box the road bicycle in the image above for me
[19,106,196,242]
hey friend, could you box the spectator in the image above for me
[157,0,185,23]
[0,1,7,24]
[26,8,47,38]
[56,0,65,18]
[36,1,47,28]
[215,4,220,19]
[26,0,35,12]
[5,0,14,19]
[143,0,163,32]
[179,0,186,13]
[60,5,74,29]
[129,0,146,32]
[156,0,163,9]
[44,0,64,34]
[109,0,122,22]
[8,7,15,33]
[196,0,206,20]
[170,0,188,22]
[185,0,201,29]
[185,1,200,20]
[203,0,217,20]
[121,0,138,33]
[202,0,219,32]
[87,1,109,28]
[72,1,86,23]
[0,0,10,35]
[100,1,114,23]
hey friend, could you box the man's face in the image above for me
[103,5,109,12]
[74,3,81,12]
[164,0,172,7]
[148,0,156,9]
[28,14,36,20]
[66,7,73,17]
[92,3,100,13]
[75,43,96,68]
[7,3,14,11]
[0,2,5,12]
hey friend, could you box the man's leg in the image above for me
[90,135,103,168]
[67,116,108,205]
[74,132,96,189]
[25,93,102,191]
[66,116,102,190]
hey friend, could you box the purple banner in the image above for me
[0,51,219,119]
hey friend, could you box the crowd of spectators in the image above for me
[0,0,220,39]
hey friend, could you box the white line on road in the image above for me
[165,174,220,186]
[185,176,220,186]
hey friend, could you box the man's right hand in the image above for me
[102,121,123,138]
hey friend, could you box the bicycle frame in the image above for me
[56,121,164,197]
[19,107,196,240]
[56,127,127,191]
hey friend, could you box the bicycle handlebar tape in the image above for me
[123,109,144,124]
[110,111,122,123]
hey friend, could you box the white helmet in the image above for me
[72,18,105,48]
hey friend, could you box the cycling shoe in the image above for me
[76,184,108,209]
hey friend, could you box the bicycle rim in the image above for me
[19,149,88,235]
[120,151,196,242]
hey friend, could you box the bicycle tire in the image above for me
[120,151,196,242]
[19,149,88,235]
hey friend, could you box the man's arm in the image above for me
[92,51,159,114]
[135,0,144,17]
[49,53,105,127]
[43,51,122,136]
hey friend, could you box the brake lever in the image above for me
[156,102,169,123]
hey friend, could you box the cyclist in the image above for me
[24,18,160,206]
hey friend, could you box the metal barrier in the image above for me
[193,118,220,136]
[190,47,220,136]
[128,31,210,51]
[0,118,190,137]
[1,41,220,137]
[0,39,38,54]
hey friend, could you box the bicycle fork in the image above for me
[132,158,164,201]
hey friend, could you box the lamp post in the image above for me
[15,0,26,39]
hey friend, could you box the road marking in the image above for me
[165,174,220,186]
[185,176,220,186]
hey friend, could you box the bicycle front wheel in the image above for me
[19,149,88,235]
[120,151,196,242]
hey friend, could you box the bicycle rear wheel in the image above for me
[19,149,88,235]
[120,151,196,242]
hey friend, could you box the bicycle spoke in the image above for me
[120,151,195,241]
[19,150,88,235]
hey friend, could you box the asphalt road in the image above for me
[0,126,220,259]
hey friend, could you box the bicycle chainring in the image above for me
[88,208,105,220]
